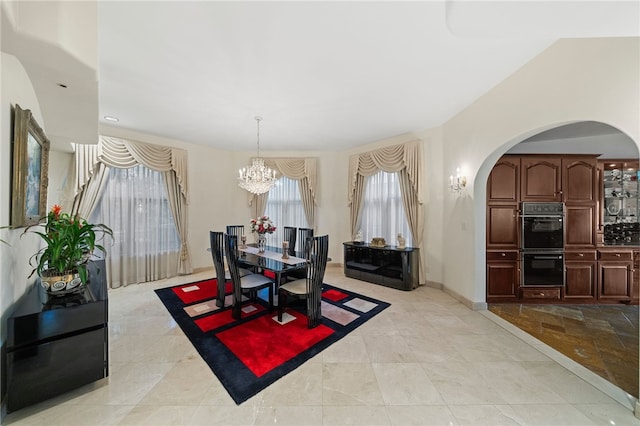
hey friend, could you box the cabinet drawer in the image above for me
[520,287,561,300]
[486,251,518,261]
[598,251,633,261]
[565,251,597,261]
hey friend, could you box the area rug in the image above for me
[154,278,390,404]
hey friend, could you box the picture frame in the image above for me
[11,104,50,227]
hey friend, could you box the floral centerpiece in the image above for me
[249,215,276,253]
[249,215,277,235]
[24,205,113,293]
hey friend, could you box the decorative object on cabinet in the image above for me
[343,242,419,291]
[6,259,109,413]
[23,205,112,293]
[11,104,50,227]
[370,237,386,247]
[397,233,406,249]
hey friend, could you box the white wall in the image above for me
[0,53,46,333]
[440,37,640,306]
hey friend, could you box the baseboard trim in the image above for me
[430,280,487,311]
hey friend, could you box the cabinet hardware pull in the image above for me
[616,253,621,257]
[578,253,584,257]
[501,253,506,256]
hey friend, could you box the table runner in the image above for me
[239,246,307,265]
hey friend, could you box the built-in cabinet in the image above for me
[601,161,639,225]
[486,154,638,304]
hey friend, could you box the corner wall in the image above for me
[440,37,640,305]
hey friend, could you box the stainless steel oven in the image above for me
[521,251,565,286]
[520,202,565,286]
[521,202,564,250]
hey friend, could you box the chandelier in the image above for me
[238,116,277,194]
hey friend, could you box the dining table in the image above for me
[236,244,308,289]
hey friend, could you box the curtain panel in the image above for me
[72,136,193,279]
[348,141,424,283]
[248,157,318,228]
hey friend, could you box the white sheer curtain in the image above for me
[360,171,413,247]
[89,164,180,288]
[264,177,309,247]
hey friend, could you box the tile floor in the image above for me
[488,303,639,399]
[3,268,640,425]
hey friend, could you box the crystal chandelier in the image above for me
[238,116,276,194]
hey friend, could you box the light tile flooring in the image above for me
[4,268,640,425]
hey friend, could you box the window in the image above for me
[264,177,309,247]
[89,164,180,286]
[360,171,412,246]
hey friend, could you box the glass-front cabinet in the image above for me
[602,160,640,245]
[603,161,639,225]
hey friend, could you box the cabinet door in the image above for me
[486,261,518,299]
[562,157,597,203]
[488,157,520,203]
[564,261,597,300]
[565,204,596,248]
[486,205,518,249]
[521,157,562,201]
[598,262,632,301]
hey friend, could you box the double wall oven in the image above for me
[520,202,565,287]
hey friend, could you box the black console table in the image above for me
[5,259,109,413]
[343,242,419,291]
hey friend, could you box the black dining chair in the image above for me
[225,233,274,320]
[288,227,314,279]
[209,231,254,307]
[226,225,245,241]
[277,234,329,328]
[283,226,297,255]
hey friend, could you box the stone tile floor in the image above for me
[489,303,639,399]
[3,268,639,425]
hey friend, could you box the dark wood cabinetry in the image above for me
[343,242,419,291]
[486,154,636,305]
[597,249,633,301]
[486,251,519,300]
[6,260,109,413]
[564,250,597,300]
[521,157,562,201]
[564,204,596,248]
[487,157,520,203]
[562,158,598,203]
[486,205,519,249]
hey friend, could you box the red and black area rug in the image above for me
[154,278,390,404]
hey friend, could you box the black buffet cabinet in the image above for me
[343,242,419,290]
[5,260,109,413]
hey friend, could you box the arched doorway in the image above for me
[478,120,639,406]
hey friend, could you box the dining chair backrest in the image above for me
[224,233,243,308]
[226,225,245,240]
[298,228,314,255]
[283,226,297,255]
[305,234,329,328]
[209,231,227,307]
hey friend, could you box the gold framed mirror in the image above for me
[11,104,50,226]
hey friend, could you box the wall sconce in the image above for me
[449,168,467,193]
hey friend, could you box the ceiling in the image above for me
[3,1,639,153]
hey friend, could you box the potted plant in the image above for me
[24,204,113,292]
